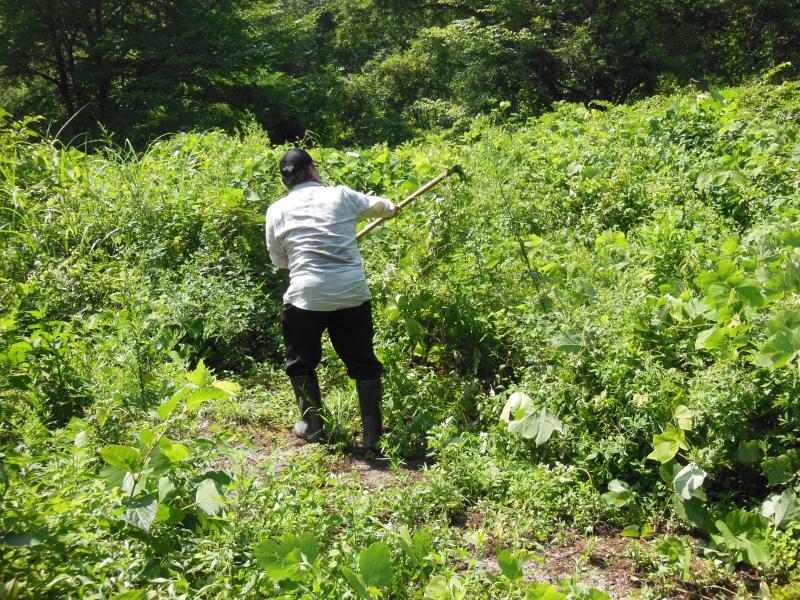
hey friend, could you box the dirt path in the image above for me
[205,419,701,599]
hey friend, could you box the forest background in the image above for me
[2,0,799,146]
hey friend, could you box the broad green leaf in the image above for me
[212,379,240,393]
[298,532,320,562]
[341,565,372,600]
[158,477,175,502]
[143,447,171,479]
[551,333,584,354]
[186,359,210,386]
[0,532,45,546]
[672,405,693,431]
[735,282,764,307]
[195,478,224,515]
[120,496,158,532]
[761,490,799,528]
[121,472,148,497]
[154,502,184,525]
[713,510,771,566]
[527,584,567,600]
[672,495,716,533]
[411,528,433,560]
[601,480,633,508]
[255,535,308,582]
[695,327,724,350]
[424,574,467,600]
[658,461,680,484]
[158,438,190,463]
[646,426,682,463]
[100,445,142,473]
[620,525,641,537]
[507,406,565,446]
[761,453,797,486]
[756,326,800,369]
[6,341,32,364]
[359,541,393,588]
[499,391,534,423]
[157,395,182,420]
[673,462,706,500]
[497,548,527,581]
[736,440,761,464]
[185,387,228,412]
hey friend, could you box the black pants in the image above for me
[281,301,383,380]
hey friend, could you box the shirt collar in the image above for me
[291,181,323,192]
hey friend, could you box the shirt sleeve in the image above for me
[343,186,396,219]
[265,211,289,269]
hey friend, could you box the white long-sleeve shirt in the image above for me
[265,181,396,311]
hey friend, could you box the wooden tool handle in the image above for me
[356,166,460,240]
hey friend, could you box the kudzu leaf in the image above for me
[120,495,158,532]
[735,282,764,307]
[646,426,681,463]
[601,480,633,508]
[672,495,716,533]
[736,440,761,464]
[212,379,240,393]
[185,387,228,412]
[359,541,393,588]
[298,532,320,562]
[157,395,182,420]
[497,549,527,581]
[551,333,584,354]
[411,528,433,560]
[424,574,467,600]
[341,565,372,599]
[527,584,568,600]
[761,489,798,528]
[695,327,723,350]
[195,478,224,515]
[756,326,800,369]
[499,391,534,423]
[100,445,142,473]
[158,477,175,502]
[155,502,184,525]
[761,453,797,486]
[620,525,641,537]
[158,438,190,463]
[673,462,706,500]
[507,406,564,446]
[658,461,680,484]
[672,405,693,430]
[255,536,306,581]
[186,359,210,386]
[714,510,771,566]
[0,532,45,546]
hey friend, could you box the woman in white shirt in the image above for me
[265,148,396,450]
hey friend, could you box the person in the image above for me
[265,148,396,450]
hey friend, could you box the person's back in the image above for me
[266,182,393,311]
[264,148,395,450]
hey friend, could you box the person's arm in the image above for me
[265,212,289,269]
[344,187,397,219]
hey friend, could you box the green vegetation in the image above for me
[1,1,799,146]
[2,72,800,597]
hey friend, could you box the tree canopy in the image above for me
[1,0,798,145]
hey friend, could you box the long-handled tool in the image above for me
[356,164,465,240]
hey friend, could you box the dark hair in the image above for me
[279,148,316,189]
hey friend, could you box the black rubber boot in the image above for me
[356,379,383,451]
[290,373,323,442]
